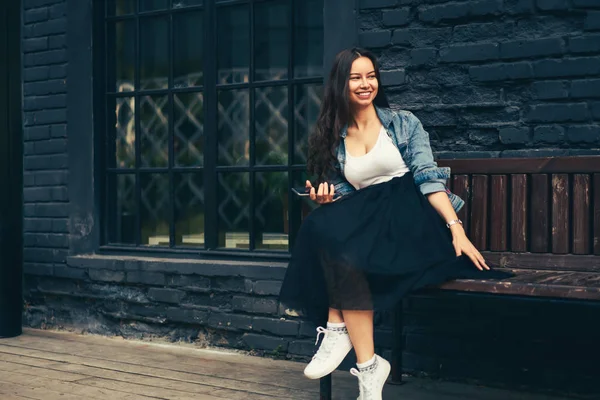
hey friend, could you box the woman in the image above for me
[278,48,511,399]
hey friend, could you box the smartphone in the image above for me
[291,187,342,201]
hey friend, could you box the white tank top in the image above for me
[344,126,410,190]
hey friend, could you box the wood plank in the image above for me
[510,174,527,252]
[0,380,85,400]
[452,175,470,236]
[483,252,600,272]
[552,174,570,254]
[572,174,591,255]
[438,269,600,300]
[530,174,549,253]
[470,175,488,250]
[73,378,218,400]
[0,369,152,400]
[490,175,508,251]
[594,174,600,255]
[439,156,600,174]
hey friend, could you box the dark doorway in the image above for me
[0,0,23,338]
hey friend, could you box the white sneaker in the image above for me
[303,325,353,379]
[350,355,391,400]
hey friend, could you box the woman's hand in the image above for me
[450,225,490,271]
[306,180,336,204]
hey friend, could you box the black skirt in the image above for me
[278,173,513,325]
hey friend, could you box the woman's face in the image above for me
[347,56,378,108]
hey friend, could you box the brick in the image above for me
[571,79,600,98]
[25,95,67,111]
[232,296,278,315]
[440,43,499,63]
[253,280,282,296]
[537,0,570,10]
[533,57,600,78]
[24,79,66,95]
[33,171,68,185]
[148,288,185,304]
[24,154,68,170]
[24,218,52,232]
[26,109,67,125]
[532,81,569,99]
[89,269,126,283]
[359,30,391,48]
[570,34,600,53]
[49,65,67,79]
[49,35,66,49]
[26,0,64,7]
[68,256,122,270]
[166,308,208,324]
[30,19,67,37]
[52,218,69,233]
[573,0,600,7]
[382,9,411,27]
[410,48,436,66]
[24,49,66,66]
[24,66,50,82]
[453,22,515,43]
[359,0,397,9]
[242,333,288,352]
[506,0,535,14]
[419,0,502,23]
[208,313,253,331]
[24,248,67,263]
[592,102,600,118]
[525,103,589,122]
[500,38,564,59]
[24,126,50,141]
[533,125,565,143]
[469,62,533,81]
[567,125,600,142]
[53,266,88,280]
[24,263,54,277]
[51,124,67,138]
[167,275,211,288]
[212,277,246,292]
[30,203,69,218]
[24,233,69,248]
[288,340,315,356]
[127,271,166,285]
[252,317,299,336]
[380,69,406,86]
[25,8,49,24]
[49,3,66,18]
[32,139,66,155]
[499,127,530,144]
[584,11,600,31]
[391,30,410,45]
[23,37,48,53]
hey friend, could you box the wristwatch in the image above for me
[446,219,463,228]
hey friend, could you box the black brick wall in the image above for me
[360,0,600,158]
[22,0,69,279]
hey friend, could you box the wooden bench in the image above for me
[319,155,600,399]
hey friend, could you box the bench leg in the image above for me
[320,374,332,399]
[390,301,405,385]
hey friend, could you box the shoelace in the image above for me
[350,368,371,399]
[312,326,337,361]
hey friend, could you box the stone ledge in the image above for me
[67,254,288,280]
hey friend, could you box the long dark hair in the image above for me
[308,47,390,181]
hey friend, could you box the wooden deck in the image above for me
[0,329,576,400]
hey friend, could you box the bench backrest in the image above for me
[439,156,600,270]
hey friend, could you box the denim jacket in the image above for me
[326,106,465,212]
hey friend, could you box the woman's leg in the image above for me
[341,310,374,364]
[329,308,344,323]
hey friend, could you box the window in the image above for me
[101,0,323,252]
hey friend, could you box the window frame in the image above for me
[95,0,328,258]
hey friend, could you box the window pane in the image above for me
[107,0,135,16]
[174,11,204,88]
[294,0,323,78]
[175,92,204,167]
[109,174,137,244]
[140,95,169,168]
[255,171,288,250]
[107,21,135,92]
[218,89,249,166]
[294,83,322,164]
[218,172,250,249]
[114,97,136,169]
[140,16,169,90]
[173,0,203,8]
[140,0,169,12]
[175,173,204,247]
[254,1,288,81]
[217,5,249,84]
[255,86,288,166]
[141,174,170,246]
